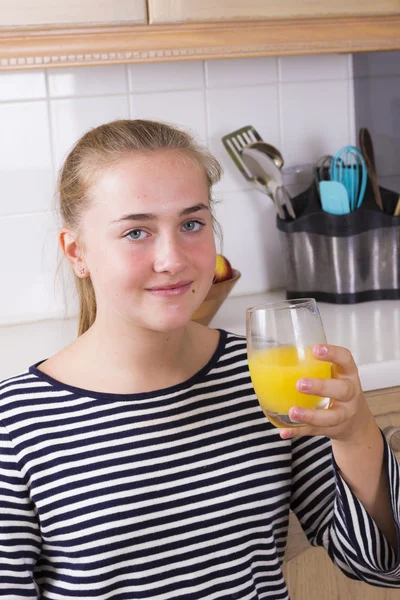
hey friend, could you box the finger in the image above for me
[278,400,346,439]
[280,427,307,439]
[296,376,354,402]
[279,423,321,439]
[312,343,358,377]
[287,401,347,430]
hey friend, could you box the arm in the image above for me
[332,416,398,553]
[0,423,41,598]
[286,344,400,584]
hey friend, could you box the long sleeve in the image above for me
[290,432,400,587]
[0,423,41,598]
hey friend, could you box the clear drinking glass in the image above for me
[246,298,332,428]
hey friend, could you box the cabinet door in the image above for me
[1,0,147,27]
[148,0,400,23]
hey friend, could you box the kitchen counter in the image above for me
[1,290,400,391]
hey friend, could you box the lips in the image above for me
[146,281,193,297]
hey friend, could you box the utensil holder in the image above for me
[277,181,400,303]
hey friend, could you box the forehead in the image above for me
[90,150,209,216]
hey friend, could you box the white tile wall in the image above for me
[0,101,54,215]
[0,212,62,325]
[0,54,356,325]
[48,65,128,97]
[279,79,352,165]
[128,61,204,92]
[353,51,400,193]
[50,95,130,169]
[0,70,47,101]
[130,90,207,143]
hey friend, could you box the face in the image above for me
[74,150,216,332]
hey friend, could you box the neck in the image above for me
[72,311,216,394]
[87,316,192,373]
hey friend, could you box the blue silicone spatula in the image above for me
[319,181,351,215]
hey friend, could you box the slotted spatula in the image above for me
[222,125,263,183]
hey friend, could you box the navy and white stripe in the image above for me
[0,330,399,599]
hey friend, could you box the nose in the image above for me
[153,232,187,275]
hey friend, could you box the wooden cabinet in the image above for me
[0,0,147,27]
[1,1,400,70]
[283,386,400,600]
[148,0,400,24]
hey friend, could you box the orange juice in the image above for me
[248,345,331,415]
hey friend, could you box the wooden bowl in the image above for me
[191,269,241,326]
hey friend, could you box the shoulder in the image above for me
[215,329,248,366]
[0,369,35,395]
[0,367,52,413]
[219,329,246,350]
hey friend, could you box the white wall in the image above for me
[0,54,355,326]
[353,50,400,194]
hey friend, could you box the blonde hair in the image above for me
[58,119,223,336]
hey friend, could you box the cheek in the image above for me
[86,241,147,288]
[195,236,216,276]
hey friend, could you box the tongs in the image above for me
[222,125,295,220]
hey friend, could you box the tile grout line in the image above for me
[0,77,363,106]
[44,69,58,197]
[203,60,210,143]
[124,64,133,118]
[347,54,357,146]
[276,57,284,155]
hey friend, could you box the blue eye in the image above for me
[126,229,148,241]
[183,220,202,232]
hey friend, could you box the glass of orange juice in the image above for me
[246,298,332,428]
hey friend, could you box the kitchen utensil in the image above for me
[222,125,292,219]
[222,125,284,175]
[238,149,286,219]
[222,126,282,214]
[359,127,384,211]
[245,140,284,169]
[394,197,400,217]
[222,125,263,182]
[282,164,314,197]
[330,145,367,210]
[242,147,296,219]
[313,155,333,189]
[319,181,351,215]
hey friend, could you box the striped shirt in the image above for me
[0,330,399,600]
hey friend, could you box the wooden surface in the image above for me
[0,0,147,27]
[283,386,400,599]
[1,15,400,71]
[283,547,400,600]
[148,0,400,23]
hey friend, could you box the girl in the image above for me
[0,119,399,599]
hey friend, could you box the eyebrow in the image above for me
[110,203,209,224]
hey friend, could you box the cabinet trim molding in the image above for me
[1,15,400,70]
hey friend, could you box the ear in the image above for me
[59,228,89,279]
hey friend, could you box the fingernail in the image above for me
[291,407,305,420]
[280,429,295,439]
[298,378,311,391]
[315,344,328,356]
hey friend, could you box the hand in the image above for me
[280,344,374,442]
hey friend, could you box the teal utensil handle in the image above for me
[330,145,367,210]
